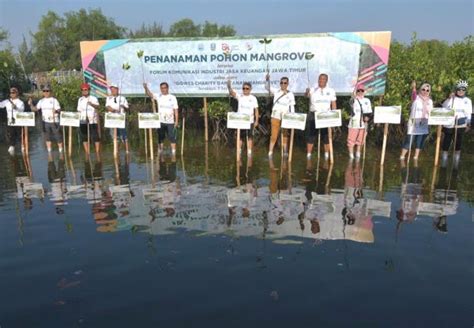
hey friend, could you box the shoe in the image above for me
[413,156,418,161]
[306,153,312,159]
[283,152,288,157]
[442,152,448,162]
[8,146,14,155]
[324,152,329,160]
[268,151,273,157]
[21,146,25,153]
[355,152,361,159]
[247,150,252,156]
[349,153,354,160]
[399,156,405,160]
[59,148,63,153]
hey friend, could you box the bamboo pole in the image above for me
[236,129,241,162]
[380,123,389,165]
[68,126,72,157]
[204,97,208,142]
[113,128,118,158]
[180,113,186,156]
[150,99,157,160]
[289,129,295,163]
[434,125,442,166]
[328,127,334,163]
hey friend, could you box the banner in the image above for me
[374,106,401,124]
[60,112,80,127]
[227,112,251,129]
[315,110,342,128]
[80,31,391,97]
[8,112,35,126]
[138,113,161,129]
[428,107,455,126]
[281,113,307,130]
[104,113,126,129]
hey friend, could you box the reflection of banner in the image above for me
[428,108,455,126]
[104,113,126,129]
[374,106,401,124]
[227,112,251,129]
[366,199,391,217]
[281,113,307,130]
[315,110,342,128]
[80,31,391,97]
[138,113,161,129]
[9,112,35,126]
[60,112,80,127]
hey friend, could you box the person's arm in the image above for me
[289,93,296,113]
[265,74,273,95]
[305,87,311,98]
[28,98,39,111]
[143,83,154,99]
[174,97,179,127]
[54,99,61,113]
[227,80,237,98]
[254,107,259,127]
[105,97,114,112]
[87,97,100,110]
[330,90,337,110]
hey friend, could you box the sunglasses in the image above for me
[10,91,18,94]
[421,88,430,92]
[356,89,365,92]
[457,88,467,91]
[81,89,89,91]
[43,90,50,92]
[280,81,288,85]
[242,87,250,90]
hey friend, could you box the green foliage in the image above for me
[48,74,82,111]
[30,9,126,71]
[0,30,28,96]
[168,19,236,38]
[200,99,231,120]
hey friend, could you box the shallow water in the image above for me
[0,128,473,327]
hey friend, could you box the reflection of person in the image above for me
[265,74,295,157]
[396,161,423,224]
[47,152,67,212]
[400,82,432,161]
[227,80,259,156]
[29,84,63,153]
[77,83,101,157]
[433,215,448,233]
[347,84,372,160]
[305,74,337,159]
[441,80,472,163]
[0,87,25,155]
[143,82,179,154]
[106,83,130,153]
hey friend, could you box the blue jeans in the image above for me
[402,134,427,150]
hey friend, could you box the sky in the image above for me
[0,0,473,49]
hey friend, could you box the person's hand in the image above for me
[364,116,369,122]
[411,80,416,90]
[466,125,470,132]
[174,122,179,128]
[28,98,33,106]
[227,79,231,87]
[305,87,310,94]
[143,83,148,89]
[265,74,270,81]
[449,92,455,98]
[254,121,259,128]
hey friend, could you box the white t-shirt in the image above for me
[0,98,25,122]
[309,87,337,112]
[442,96,472,128]
[153,93,178,124]
[348,97,372,129]
[408,96,432,135]
[77,96,100,124]
[235,94,258,123]
[105,95,129,114]
[36,97,61,123]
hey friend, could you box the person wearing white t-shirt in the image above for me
[441,80,472,163]
[305,74,337,159]
[400,83,432,161]
[265,74,295,157]
[227,80,260,156]
[28,84,63,153]
[144,82,179,154]
[347,84,372,160]
[106,84,130,154]
[77,83,101,158]
[0,87,25,155]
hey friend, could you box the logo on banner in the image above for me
[198,43,204,51]
[245,42,253,51]
[222,43,230,54]
[210,43,216,51]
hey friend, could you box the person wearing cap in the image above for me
[347,84,372,160]
[400,82,433,161]
[105,83,129,154]
[265,74,295,157]
[441,80,472,163]
[0,86,25,155]
[77,83,101,157]
[227,80,260,156]
[305,73,337,159]
[143,82,179,154]
[28,84,63,153]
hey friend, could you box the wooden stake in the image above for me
[328,127,334,163]
[289,129,295,163]
[181,114,185,156]
[113,128,118,158]
[434,125,442,166]
[236,129,241,162]
[68,126,72,157]
[380,123,389,165]
[151,98,157,160]
[204,97,208,142]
